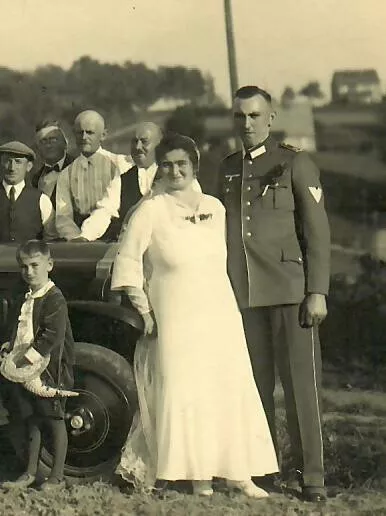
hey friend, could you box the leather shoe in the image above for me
[302,487,327,503]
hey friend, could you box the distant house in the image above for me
[331,69,382,104]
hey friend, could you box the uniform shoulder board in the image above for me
[223,150,239,160]
[279,142,301,152]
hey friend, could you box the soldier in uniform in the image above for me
[217,85,330,502]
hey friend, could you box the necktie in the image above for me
[9,186,16,241]
[9,186,16,203]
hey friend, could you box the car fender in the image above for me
[67,300,143,331]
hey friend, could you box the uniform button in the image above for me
[246,201,251,206]
[246,186,252,191]
[225,188,230,193]
[298,257,303,262]
[246,216,251,221]
[248,174,253,178]
[246,232,252,237]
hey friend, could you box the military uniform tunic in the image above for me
[217,136,331,490]
[219,136,330,309]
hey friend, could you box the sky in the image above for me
[1,0,385,105]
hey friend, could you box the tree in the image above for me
[165,106,206,146]
[299,81,324,99]
[281,86,296,106]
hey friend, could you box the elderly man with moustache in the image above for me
[217,85,330,503]
[0,142,56,242]
[55,110,132,242]
[32,120,75,208]
[101,122,202,239]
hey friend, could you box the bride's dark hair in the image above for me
[155,132,200,172]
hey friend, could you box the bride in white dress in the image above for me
[111,134,278,497]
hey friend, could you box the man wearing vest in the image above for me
[55,110,132,242]
[107,121,163,239]
[0,142,56,243]
[217,86,330,503]
[107,121,205,240]
[32,120,75,209]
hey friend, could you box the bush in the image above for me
[321,254,386,384]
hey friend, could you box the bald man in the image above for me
[55,110,133,241]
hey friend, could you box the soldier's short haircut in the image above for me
[155,132,200,171]
[16,240,51,261]
[234,85,272,104]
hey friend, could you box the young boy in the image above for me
[0,239,75,491]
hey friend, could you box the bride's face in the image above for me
[158,149,196,191]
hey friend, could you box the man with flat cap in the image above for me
[217,85,330,502]
[0,142,56,243]
[32,120,75,208]
[55,110,132,242]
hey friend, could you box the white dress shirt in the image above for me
[137,162,159,196]
[55,147,133,241]
[2,180,56,239]
[13,281,55,364]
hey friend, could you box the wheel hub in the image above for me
[68,406,94,434]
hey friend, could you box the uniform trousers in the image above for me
[242,304,324,488]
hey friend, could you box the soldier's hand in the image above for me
[299,294,327,328]
[142,311,157,337]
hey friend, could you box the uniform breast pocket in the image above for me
[272,187,295,211]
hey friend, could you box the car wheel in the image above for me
[37,342,137,484]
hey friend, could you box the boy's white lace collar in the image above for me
[26,280,55,300]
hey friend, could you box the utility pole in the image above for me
[224,0,238,101]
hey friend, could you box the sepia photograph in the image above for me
[0,0,385,514]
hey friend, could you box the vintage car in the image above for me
[0,241,143,483]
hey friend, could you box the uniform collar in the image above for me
[242,135,277,160]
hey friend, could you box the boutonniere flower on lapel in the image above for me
[184,213,213,224]
[260,161,288,196]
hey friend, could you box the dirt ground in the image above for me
[1,387,386,515]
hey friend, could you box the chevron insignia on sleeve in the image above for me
[308,186,322,203]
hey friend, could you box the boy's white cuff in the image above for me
[24,347,44,364]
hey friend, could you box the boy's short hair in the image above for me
[16,240,52,262]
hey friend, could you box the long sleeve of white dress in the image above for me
[111,200,153,314]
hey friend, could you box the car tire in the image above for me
[35,342,137,484]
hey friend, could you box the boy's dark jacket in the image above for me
[5,285,75,389]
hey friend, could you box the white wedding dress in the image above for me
[111,192,278,486]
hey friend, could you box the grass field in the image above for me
[1,386,386,515]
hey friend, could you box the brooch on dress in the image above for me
[184,213,213,224]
